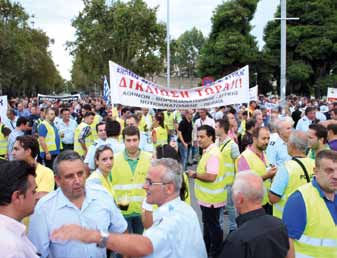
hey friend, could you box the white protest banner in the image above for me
[0,96,8,124]
[37,94,81,104]
[109,61,250,109]
[327,87,337,102]
[249,86,258,101]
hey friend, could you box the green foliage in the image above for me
[263,0,337,97]
[0,0,63,97]
[197,0,259,81]
[70,0,166,91]
[172,27,205,78]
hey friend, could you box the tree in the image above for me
[197,0,259,83]
[172,27,205,78]
[69,0,166,91]
[263,0,337,97]
[0,0,63,96]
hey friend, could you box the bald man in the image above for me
[219,171,289,258]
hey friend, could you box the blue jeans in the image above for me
[178,142,192,170]
[226,185,237,231]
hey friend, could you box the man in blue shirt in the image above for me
[283,150,337,257]
[266,118,292,167]
[56,108,78,151]
[28,150,127,258]
[296,106,316,132]
[50,158,207,258]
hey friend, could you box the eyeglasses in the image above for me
[144,178,170,186]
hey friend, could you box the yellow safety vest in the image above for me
[294,183,337,258]
[74,122,94,156]
[0,124,8,155]
[39,121,57,153]
[195,145,226,205]
[273,158,315,219]
[219,139,236,186]
[110,151,152,216]
[87,170,115,197]
[183,173,191,205]
[237,148,270,205]
[153,126,167,147]
[164,111,175,131]
[90,114,101,141]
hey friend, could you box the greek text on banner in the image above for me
[109,61,250,109]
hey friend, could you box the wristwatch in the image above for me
[97,230,109,248]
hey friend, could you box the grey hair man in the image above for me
[269,130,315,218]
[219,171,289,258]
[28,150,127,258]
[50,158,207,258]
[266,118,293,167]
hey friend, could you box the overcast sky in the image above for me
[18,0,279,80]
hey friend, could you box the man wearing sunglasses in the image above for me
[51,158,207,258]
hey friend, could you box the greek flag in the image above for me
[103,75,111,105]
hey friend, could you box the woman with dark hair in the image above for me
[151,112,168,147]
[86,145,115,197]
[142,144,191,229]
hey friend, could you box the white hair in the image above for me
[232,171,265,204]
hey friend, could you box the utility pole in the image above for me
[166,0,170,88]
[275,0,299,109]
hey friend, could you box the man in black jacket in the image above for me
[218,171,289,258]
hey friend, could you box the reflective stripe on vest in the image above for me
[195,184,225,195]
[113,184,144,191]
[298,235,337,248]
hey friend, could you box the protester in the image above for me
[28,150,127,258]
[38,107,61,169]
[51,158,207,258]
[110,126,152,234]
[0,160,38,257]
[236,127,276,214]
[269,131,315,219]
[219,171,289,258]
[188,125,225,257]
[283,150,337,258]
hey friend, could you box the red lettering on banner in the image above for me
[180,91,189,98]
[160,89,169,96]
[135,82,144,91]
[205,87,214,95]
[154,87,160,95]
[215,85,222,93]
[239,78,242,88]
[129,79,134,89]
[224,83,230,91]
[119,77,127,88]
[145,85,154,94]
[196,89,203,96]
[170,91,179,98]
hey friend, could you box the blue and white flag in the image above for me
[103,75,111,105]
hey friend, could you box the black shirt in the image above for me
[218,208,289,258]
[178,118,193,144]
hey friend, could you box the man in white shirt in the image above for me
[0,160,39,258]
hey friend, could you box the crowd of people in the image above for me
[0,94,336,258]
